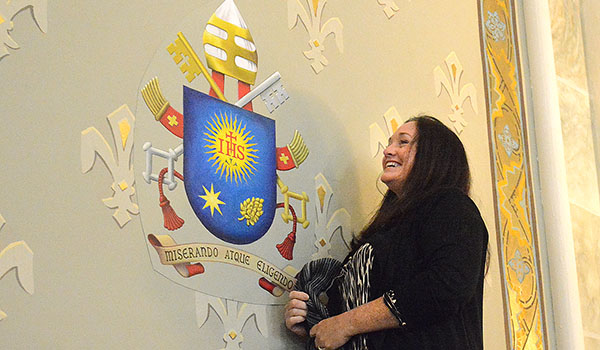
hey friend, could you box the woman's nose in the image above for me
[383,146,393,156]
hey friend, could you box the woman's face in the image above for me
[381,121,418,195]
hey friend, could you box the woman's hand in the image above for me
[285,291,309,337]
[310,314,353,350]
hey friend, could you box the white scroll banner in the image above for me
[148,234,297,291]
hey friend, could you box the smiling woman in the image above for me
[380,121,418,195]
[285,115,489,350]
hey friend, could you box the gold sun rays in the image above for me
[204,112,259,183]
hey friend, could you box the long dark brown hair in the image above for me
[354,115,471,246]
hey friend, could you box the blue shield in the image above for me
[183,86,277,244]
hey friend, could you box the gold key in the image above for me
[166,32,227,101]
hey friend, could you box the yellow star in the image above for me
[199,184,225,216]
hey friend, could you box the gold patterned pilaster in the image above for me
[478,1,548,349]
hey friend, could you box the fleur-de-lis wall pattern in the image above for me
[0,0,47,60]
[288,0,343,74]
[311,173,352,260]
[376,0,399,19]
[81,105,139,227]
[368,106,404,158]
[196,292,268,350]
[0,213,34,321]
[434,51,478,134]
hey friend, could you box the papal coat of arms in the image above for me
[132,0,352,305]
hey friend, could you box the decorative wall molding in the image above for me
[433,51,478,135]
[478,1,548,348]
[498,125,520,157]
[196,292,268,349]
[288,0,344,74]
[81,105,139,228]
[0,0,48,60]
[0,213,34,321]
[485,11,507,42]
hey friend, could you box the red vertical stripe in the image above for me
[238,81,253,111]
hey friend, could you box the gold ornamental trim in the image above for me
[478,0,548,349]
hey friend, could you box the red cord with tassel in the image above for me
[158,167,185,231]
[276,203,298,260]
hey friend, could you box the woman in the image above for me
[285,115,489,349]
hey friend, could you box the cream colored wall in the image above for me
[0,1,508,349]
[0,2,241,349]
[548,0,600,348]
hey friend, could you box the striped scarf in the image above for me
[294,244,374,350]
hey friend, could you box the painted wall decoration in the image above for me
[0,0,47,60]
[81,105,138,228]
[0,213,34,321]
[311,173,352,260]
[434,51,478,135]
[478,0,548,349]
[196,292,268,349]
[376,0,400,19]
[485,10,507,42]
[134,0,351,308]
[369,106,404,158]
[287,0,343,74]
[1,0,534,347]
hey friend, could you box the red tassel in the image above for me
[276,232,296,260]
[157,167,185,231]
[276,203,298,260]
[160,195,184,231]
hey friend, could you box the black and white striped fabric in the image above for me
[294,244,374,350]
[339,243,374,350]
[294,257,343,334]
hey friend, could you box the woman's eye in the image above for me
[388,138,409,146]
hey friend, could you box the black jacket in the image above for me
[336,188,489,349]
